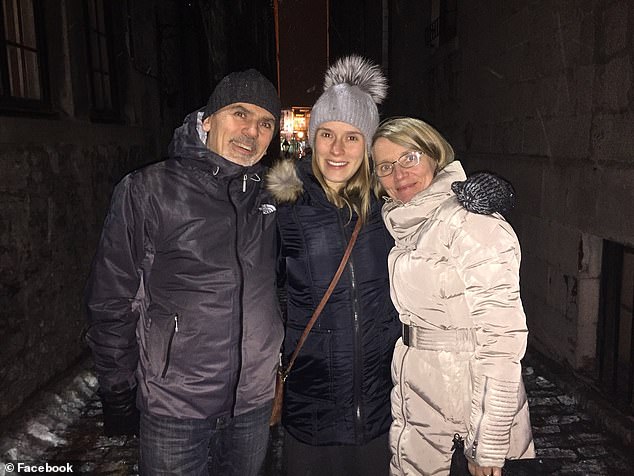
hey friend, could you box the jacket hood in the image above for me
[266,159,305,203]
[168,110,211,161]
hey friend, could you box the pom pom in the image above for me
[323,55,388,104]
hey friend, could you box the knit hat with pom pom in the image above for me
[309,56,388,151]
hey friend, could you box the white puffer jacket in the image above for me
[382,161,535,475]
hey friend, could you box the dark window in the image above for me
[84,0,118,120]
[0,0,49,112]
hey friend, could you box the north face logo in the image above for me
[259,204,276,215]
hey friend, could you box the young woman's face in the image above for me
[313,121,366,192]
[372,137,437,203]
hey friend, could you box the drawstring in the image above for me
[210,164,259,192]
[242,173,261,192]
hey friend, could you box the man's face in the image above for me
[202,102,276,166]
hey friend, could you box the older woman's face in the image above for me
[373,137,437,203]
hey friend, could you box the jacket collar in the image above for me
[266,156,332,206]
[382,161,466,243]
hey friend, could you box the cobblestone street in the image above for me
[2,349,634,475]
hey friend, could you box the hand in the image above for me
[468,461,502,476]
[452,172,515,215]
[99,385,140,437]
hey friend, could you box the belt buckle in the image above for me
[402,323,410,346]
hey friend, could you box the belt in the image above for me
[402,323,476,352]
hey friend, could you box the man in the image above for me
[84,69,284,475]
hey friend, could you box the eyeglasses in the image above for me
[374,151,422,177]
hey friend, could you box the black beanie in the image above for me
[203,69,281,128]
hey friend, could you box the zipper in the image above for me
[161,314,179,378]
[351,255,364,438]
[471,376,488,460]
[229,180,246,416]
[395,345,409,474]
[339,212,364,439]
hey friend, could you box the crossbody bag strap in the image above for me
[281,218,363,380]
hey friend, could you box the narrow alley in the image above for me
[2,2,634,476]
[1,349,634,476]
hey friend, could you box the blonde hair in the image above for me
[311,148,373,224]
[372,117,454,169]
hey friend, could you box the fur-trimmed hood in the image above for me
[266,159,305,204]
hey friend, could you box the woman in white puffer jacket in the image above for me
[371,117,535,476]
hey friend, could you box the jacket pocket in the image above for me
[160,314,179,378]
[285,327,335,402]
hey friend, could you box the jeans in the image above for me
[139,401,272,476]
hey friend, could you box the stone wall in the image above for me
[385,0,634,370]
[0,129,143,418]
[0,0,188,421]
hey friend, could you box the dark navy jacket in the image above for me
[270,158,400,445]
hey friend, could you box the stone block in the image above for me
[519,215,550,259]
[544,114,593,160]
[593,167,634,245]
[545,221,584,276]
[535,376,556,389]
[536,75,569,117]
[506,158,545,217]
[533,424,562,435]
[571,65,595,114]
[544,414,582,425]
[560,460,608,473]
[578,445,610,458]
[541,166,572,224]
[544,267,574,318]
[596,56,631,111]
[0,150,30,192]
[535,447,577,459]
[520,254,548,306]
[574,276,601,369]
[579,233,603,277]
[543,165,604,232]
[470,122,492,154]
[569,432,610,444]
[591,112,634,163]
[521,117,551,157]
[603,1,628,56]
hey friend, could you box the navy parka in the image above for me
[273,158,400,445]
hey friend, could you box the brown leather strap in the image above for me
[281,218,363,381]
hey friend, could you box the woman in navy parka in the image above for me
[267,56,398,476]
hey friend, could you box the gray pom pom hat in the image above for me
[309,56,388,152]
